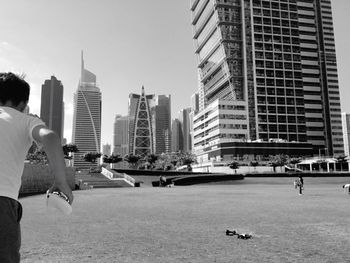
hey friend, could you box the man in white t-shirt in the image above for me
[0,72,73,262]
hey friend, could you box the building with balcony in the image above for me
[190,0,343,157]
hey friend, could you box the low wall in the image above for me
[245,172,350,177]
[113,169,210,176]
[19,164,75,196]
[193,165,275,174]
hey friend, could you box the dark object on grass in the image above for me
[237,233,252,239]
[226,229,237,236]
[226,229,252,239]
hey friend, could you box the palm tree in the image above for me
[269,154,289,172]
[228,161,239,174]
[102,153,123,168]
[62,143,78,167]
[145,154,159,170]
[289,157,301,168]
[124,154,142,169]
[83,152,102,163]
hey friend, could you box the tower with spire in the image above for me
[72,51,102,168]
[128,86,155,157]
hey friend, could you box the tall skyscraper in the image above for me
[190,0,343,156]
[40,76,64,140]
[72,52,102,168]
[153,95,171,154]
[171,119,182,152]
[342,113,350,157]
[128,86,155,157]
[178,108,192,153]
[113,114,129,156]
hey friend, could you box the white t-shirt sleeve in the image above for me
[26,114,46,144]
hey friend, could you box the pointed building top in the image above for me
[79,51,97,86]
[141,85,145,96]
[81,50,84,79]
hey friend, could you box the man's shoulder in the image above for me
[27,113,40,118]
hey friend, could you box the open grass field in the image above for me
[20,177,350,263]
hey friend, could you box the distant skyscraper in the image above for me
[342,113,350,157]
[113,114,129,156]
[178,108,192,153]
[72,52,102,168]
[153,95,171,154]
[191,0,343,156]
[128,86,155,157]
[102,143,111,156]
[40,76,64,140]
[171,118,182,153]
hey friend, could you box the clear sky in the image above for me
[0,0,349,146]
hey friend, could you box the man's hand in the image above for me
[48,181,74,204]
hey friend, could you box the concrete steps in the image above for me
[75,173,124,189]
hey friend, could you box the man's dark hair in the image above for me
[0,72,30,106]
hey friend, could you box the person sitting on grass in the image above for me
[0,72,73,263]
[159,175,167,187]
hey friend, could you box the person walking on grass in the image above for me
[0,72,73,263]
[297,175,304,195]
[342,184,350,194]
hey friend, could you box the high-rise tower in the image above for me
[178,108,192,153]
[40,76,64,140]
[171,119,182,153]
[72,52,102,168]
[190,0,343,156]
[128,87,154,157]
[113,114,129,156]
[153,95,171,154]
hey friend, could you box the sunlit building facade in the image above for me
[190,0,343,157]
[113,115,129,156]
[153,95,171,154]
[342,113,350,157]
[72,52,102,168]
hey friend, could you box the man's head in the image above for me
[0,72,30,111]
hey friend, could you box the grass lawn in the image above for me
[20,177,350,263]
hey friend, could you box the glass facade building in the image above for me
[72,52,102,168]
[154,95,171,154]
[190,0,343,156]
[40,76,64,141]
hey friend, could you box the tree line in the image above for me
[26,143,348,172]
[26,143,196,170]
